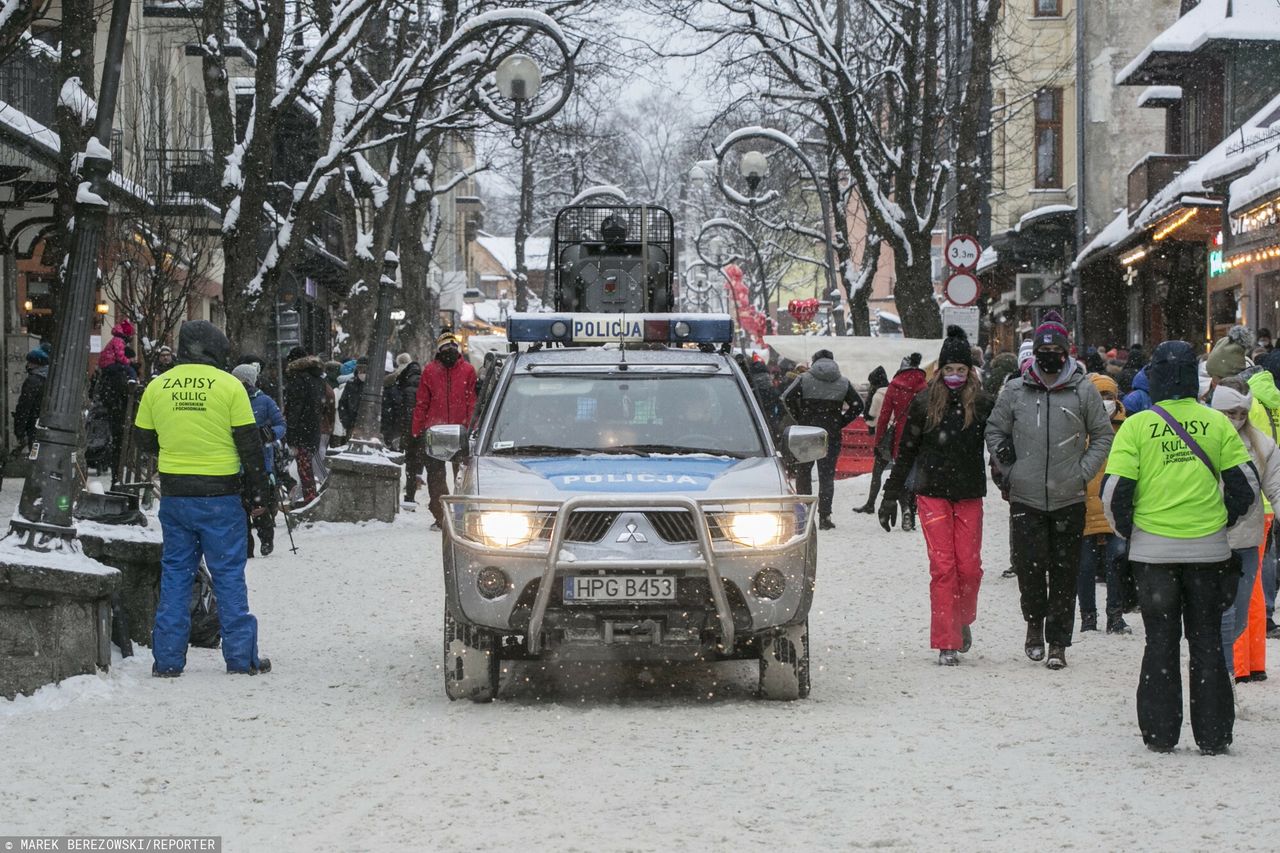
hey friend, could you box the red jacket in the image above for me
[873,367,926,457]
[412,358,477,437]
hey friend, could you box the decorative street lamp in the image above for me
[713,128,847,335]
[346,15,576,453]
[696,218,770,313]
[12,0,133,547]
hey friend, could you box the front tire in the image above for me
[758,621,810,700]
[444,607,500,702]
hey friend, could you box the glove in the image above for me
[878,499,898,532]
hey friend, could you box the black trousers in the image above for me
[796,434,842,517]
[1133,561,1236,751]
[425,457,459,524]
[403,433,427,502]
[1010,502,1086,646]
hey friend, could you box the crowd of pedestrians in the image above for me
[773,314,1279,757]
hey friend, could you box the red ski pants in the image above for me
[918,496,984,650]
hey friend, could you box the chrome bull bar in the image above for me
[527,494,733,654]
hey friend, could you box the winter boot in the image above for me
[853,501,876,514]
[1267,619,1280,640]
[1045,645,1067,670]
[1001,567,1017,579]
[938,650,960,666]
[819,515,836,530]
[959,624,972,654]
[1106,614,1132,635]
[900,506,916,532]
[1025,619,1046,662]
[1080,610,1098,632]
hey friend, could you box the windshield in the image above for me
[486,373,766,457]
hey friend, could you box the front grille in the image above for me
[645,510,698,543]
[564,510,619,543]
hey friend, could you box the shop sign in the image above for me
[1209,249,1227,278]
[1228,198,1280,253]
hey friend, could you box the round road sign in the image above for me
[944,272,980,307]
[946,234,981,270]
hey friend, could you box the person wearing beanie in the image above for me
[879,326,994,665]
[1206,326,1254,382]
[1118,344,1148,394]
[1210,377,1280,686]
[412,333,477,529]
[381,353,415,450]
[986,309,1114,670]
[1247,349,1280,638]
[283,347,328,504]
[782,349,864,529]
[853,366,892,513]
[338,356,369,436]
[1077,373,1131,635]
[233,362,286,557]
[864,352,926,523]
[13,348,49,451]
[151,344,176,377]
[1102,341,1257,754]
[133,320,272,676]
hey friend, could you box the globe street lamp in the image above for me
[347,16,575,453]
[713,128,847,335]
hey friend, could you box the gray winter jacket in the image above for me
[782,358,863,436]
[984,363,1114,511]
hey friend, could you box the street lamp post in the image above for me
[713,128,848,335]
[696,218,769,313]
[346,26,575,452]
[12,0,133,545]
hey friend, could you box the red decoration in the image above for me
[723,264,770,347]
[787,298,820,327]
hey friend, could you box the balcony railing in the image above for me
[0,49,57,128]
[1128,153,1196,217]
[145,147,219,207]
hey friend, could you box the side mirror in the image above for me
[785,425,828,464]
[426,424,464,460]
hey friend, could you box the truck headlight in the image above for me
[728,512,785,548]
[474,511,534,547]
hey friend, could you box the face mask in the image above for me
[1035,350,1066,374]
[1228,414,1248,431]
[1103,400,1117,417]
[438,348,460,367]
[942,374,966,390]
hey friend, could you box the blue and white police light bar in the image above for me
[507,313,734,345]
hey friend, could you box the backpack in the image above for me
[188,562,221,649]
[84,404,114,468]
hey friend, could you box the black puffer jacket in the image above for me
[781,357,863,436]
[883,385,995,503]
[284,355,328,450]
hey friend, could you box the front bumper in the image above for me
[441,494,817,654]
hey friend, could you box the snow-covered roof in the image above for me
[1136,86,1182,108]
[474,232,551,278]
[1078,91,1280,265]
[1077,209,1134,263]
[1016,204,1075,232]
[1118,0,1280,85]
[976,245,999,273]
[1229,150,1280,214]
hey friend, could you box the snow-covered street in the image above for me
[3,475,1278,851]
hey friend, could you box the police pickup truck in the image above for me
[424,313,826,702]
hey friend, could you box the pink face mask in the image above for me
[943,374,966,389]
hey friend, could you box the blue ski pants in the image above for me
[152,494,261,673]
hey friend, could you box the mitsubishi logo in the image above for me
[616,522,647,544]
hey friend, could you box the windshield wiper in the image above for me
[489,444,586,456]
[600,444,749,459]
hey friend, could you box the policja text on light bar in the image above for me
[506,313,734,345]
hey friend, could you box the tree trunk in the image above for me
[951,0,1000,240]
[894,234,941,338]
